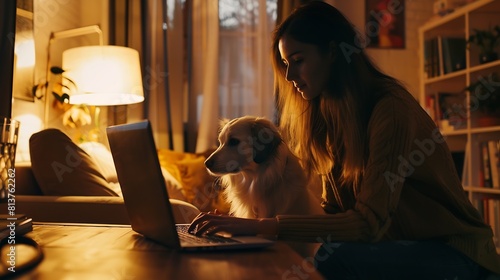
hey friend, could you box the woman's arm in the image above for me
[188,212,279,236]
[190,93,416,242]
[276,94,416,243]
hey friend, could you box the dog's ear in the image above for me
[219,118,230,131]
[251,119,282,164]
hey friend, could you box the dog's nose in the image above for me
[205,158,214,169]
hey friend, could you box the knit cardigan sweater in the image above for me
[276,89,500,274]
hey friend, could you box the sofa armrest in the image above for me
[0,196,200,224]
[14,162,43,195]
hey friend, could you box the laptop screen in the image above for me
[107,120,181,248]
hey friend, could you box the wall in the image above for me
[12,0,439,161]
[12,0,108,162]
[334,0,435,98]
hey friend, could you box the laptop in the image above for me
[106,120,274,251]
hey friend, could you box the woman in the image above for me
[189,1,500,278]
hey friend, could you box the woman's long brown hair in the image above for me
[271,1,406,192]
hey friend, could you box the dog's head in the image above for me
[204,116,282,175]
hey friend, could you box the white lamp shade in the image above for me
[62,46,144,106]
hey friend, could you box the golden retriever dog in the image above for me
[204,116,324,219]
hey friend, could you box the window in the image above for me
[218,0,277,119]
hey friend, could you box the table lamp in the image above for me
[43,25,144,129]
[62,45,144,106]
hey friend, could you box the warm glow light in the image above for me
[14,38,35,68]
[62,46,144,106]
[13,114,42,162]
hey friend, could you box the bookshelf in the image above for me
[419,0,500,252]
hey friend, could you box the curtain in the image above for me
[189,0,220,153]
[191,0,277,153]
[109,0,285,153]
[140,0,174,150]
[163,0,186,151]
[109,0,185,151]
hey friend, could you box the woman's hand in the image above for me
[188,211,278,237]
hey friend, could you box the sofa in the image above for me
[0,162,199,224]
[0,129,228,225]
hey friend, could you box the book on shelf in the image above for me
[423,36,466,78]
[440,37,466,75]
[424,37,440,78]
[475,198,500,248]
[481,141,493,188]
[488,140,500,189]
[478,140,500,189]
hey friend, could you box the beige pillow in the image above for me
[29,129,119,196]
[30,128,186,200]
[78,140,185,200]
[78,141,118,183]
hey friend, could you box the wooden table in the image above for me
[10,223,325,279]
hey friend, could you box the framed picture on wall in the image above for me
[13,0,35,102]
[365,0,405,49]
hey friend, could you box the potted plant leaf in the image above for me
[31,66,92,131]
[467,73,500,126]
[32,66,76,103]
[467,25,500,64]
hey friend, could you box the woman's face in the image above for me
[278,35,334,100]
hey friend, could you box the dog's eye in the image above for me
[228,138,240,146]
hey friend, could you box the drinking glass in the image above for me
[0,117,20,201]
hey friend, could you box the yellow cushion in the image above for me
[157,149,229,213]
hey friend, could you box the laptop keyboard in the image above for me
[176,225,240,245]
